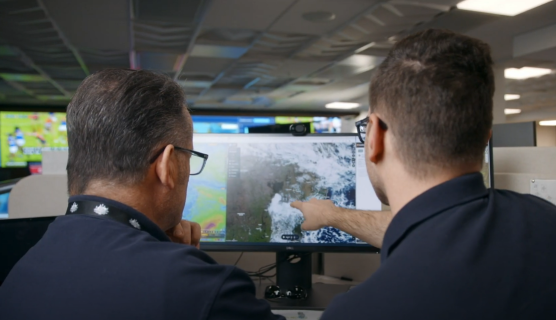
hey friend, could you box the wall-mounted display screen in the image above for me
[191,116,343,134]
[0,112,68,168]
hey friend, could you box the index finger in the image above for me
[290,201,303,210]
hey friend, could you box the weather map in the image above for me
[182,136,378,245]
[182,143,228,241]
[224,142,358,244]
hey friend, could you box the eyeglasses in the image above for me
[149,146,209,176]
[355,116,388,144]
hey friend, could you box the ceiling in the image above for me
[0,0,555,118]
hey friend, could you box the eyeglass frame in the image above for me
[149,145,209,176]
[355,116,388,144]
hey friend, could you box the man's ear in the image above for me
[367,113,386,164]
[155,145,176,189]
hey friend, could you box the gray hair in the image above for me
[66,69,191,194]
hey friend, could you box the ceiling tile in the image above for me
[191,44,249,59]
[181,57,234,77]
[271,0,378,36]
[203,0,296,31]
[44,0,130,51]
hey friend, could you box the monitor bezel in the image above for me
[201,242,381,253]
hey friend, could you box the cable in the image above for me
[233,252,244,266]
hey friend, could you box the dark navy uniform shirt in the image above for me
[323,173,556,320]
[0,195,284,320]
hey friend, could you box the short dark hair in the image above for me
[67,69,191,194]
[370,29,494,177]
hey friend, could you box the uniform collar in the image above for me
[66,195,170,242]
[381,172,488,262]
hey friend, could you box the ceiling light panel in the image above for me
[457,0,553,16]
[539,120,556,126]
[505,67,552,80]
[325,102,360,109]
[504,94,520,101]
[504,108,522,115]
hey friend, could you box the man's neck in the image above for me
[80,181,164,230]
[385,167,480,216]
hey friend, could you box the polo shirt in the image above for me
[0,195,284,320]
[322,173,556,320]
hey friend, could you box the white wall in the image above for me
[341,112,366,133]
[536,122,556,147]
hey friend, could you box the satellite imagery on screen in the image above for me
[183,141,362,244]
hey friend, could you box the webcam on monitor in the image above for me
[289,123,308,136]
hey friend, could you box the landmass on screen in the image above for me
[225,142,358,244]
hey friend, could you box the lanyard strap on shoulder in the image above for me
[66,200,143,230]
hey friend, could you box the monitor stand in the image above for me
[276,251,312,292]
[257,252,352,310]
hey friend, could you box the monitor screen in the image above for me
[0,216,56,283]
[183,134,382,251]
[0,192,9,219]
[0,112,68,168]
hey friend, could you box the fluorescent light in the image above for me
[457,0,552,16]
[505,67,552,80]
[354,42,376,53]
[504,94,520,101]
[325,102,360,109]
[539,120,556,126]
[504,108,522,115]
[0,73,46,82]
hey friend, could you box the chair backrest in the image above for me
[9,174,68,218]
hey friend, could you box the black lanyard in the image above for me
[66,200,144,231]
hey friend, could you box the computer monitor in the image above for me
[183,133,382,252]
[0,217,56,284]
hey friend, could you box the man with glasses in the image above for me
[290,115,394,249]
[292,29,556,319]
[0,69,284,320]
